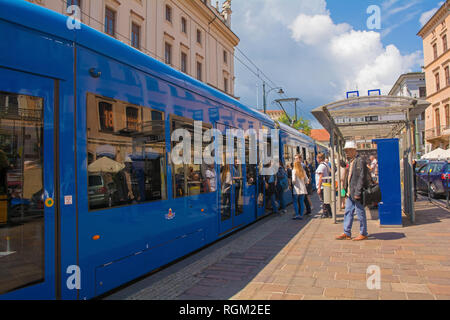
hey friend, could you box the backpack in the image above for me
[277,168,288,190]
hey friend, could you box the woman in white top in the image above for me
[292,160,309,220]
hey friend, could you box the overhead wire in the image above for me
[61,0,309,121]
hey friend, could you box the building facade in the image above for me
[388,72,427,157]
[27,0,239,96]
[264,110,285,121]
[418,0,450,152]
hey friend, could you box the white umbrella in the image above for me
[422,148,447,159]
[88,157,125,173]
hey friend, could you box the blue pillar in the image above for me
[373,139,403,227]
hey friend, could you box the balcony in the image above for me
[425,125,450,141]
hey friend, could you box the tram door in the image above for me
[217,124,245,234]
[0,68,57,299]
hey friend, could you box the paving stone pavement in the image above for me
[105,195,450,300]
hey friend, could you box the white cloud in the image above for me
[231,0,422,126]
[419,1,444,26]
[288,10,422,100]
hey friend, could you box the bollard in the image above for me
[6,236,10,253]
[323,182,332,205]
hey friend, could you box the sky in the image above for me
[219,0,446,128]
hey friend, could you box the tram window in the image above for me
[86,93,167,210]
[0,92,45,294]
[245,138,256,186]
[171,116,213,198]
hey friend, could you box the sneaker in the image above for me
[292,216,303,220]
[335,233,352,240]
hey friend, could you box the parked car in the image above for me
[88,173,117,209]
[415,159,429,172]
[416,161,450,198]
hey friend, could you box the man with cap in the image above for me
[336,141,369,241]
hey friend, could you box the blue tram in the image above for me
[0,0,324,300]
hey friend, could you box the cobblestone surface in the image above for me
[106,195,450,300]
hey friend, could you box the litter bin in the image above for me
[323,181,332,205]
[0,194,7,225]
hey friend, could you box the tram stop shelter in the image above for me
[311,95,430,226]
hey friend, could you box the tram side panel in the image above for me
[75,45,223,298]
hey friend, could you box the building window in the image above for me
[181,17,187,34]
[170,116,213,198]
[196,61,202,81]
[99,102,114,132]
[436,72,440,91]
[446,105,450,128]
[105,7,116,37]
[445,66,450,87]
[433,43,438,60]
[86,93,167,210]
[223,50,227,64]
[131,23,141,49]
[435,108,441,135]
[181,52,187,73]
[196,29,202,45]
[419,86,426,98]
[224,78,228,93]
[126,106,139,132]
[165,42,172,65]
[165,5,172,22]
[444,34,448,52]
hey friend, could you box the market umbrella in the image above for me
[88,157,125,173]
[422,148,447,159]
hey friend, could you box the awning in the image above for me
[311,96,430,140]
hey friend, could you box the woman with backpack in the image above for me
[292,159,309,220]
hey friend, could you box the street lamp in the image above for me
[263,82,284,114]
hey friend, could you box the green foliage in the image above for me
[278,114,312,136]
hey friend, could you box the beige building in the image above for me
[264,110,285,121]
[27,0,239,96]
[418,0,450,152]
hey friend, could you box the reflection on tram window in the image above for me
[86,93,167,210]
[0,92,45,295]
[220,164,232,221]
[234,137,243,215]
[245,138,256,187]
[171,116,213,198]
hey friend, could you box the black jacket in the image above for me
[347,155,369,201]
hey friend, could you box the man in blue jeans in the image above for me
[336,141,369,241]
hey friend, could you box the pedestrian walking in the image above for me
[316,153,332,219]
[336,141,370,241]
[292,159,309,220]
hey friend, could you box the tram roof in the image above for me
[1,0,275,127]
[311,95,430,141]
[277,122,315,146]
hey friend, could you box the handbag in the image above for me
[363,184,381,207]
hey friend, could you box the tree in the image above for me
[278,114,312,136]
